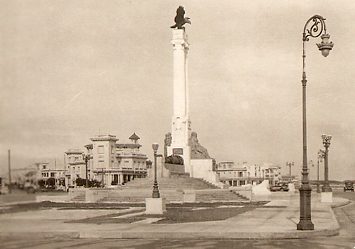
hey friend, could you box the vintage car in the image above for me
[344,180,354,192]
[270,185,282,192]
[281,183,289,192]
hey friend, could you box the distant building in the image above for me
[64,149,86,187]
[65,133,148,188]
[10,162,66,190]
[216,161,281,186]
[215,161,248,186]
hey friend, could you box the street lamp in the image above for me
[152,143,163,198]
[82,154,91,188]
[297,15,333,231]
[317,149,325,193]
[321,134,332,192]
[286,162,294,182]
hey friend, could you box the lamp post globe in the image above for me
[152,143,159,153]
[317,34,334,57]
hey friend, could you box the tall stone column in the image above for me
[168,29,192,175]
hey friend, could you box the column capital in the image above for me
[171,29,189,49]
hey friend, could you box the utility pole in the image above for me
[8,149,12,194]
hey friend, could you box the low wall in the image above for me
[85,189,111,203]
[191,159,222,188]
[68,188,86,199]
[36,194,69,203]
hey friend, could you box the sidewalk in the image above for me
[0,193,350,240]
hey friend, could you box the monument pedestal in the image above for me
[145,198,166,214]
[321,191,333,203]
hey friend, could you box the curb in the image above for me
[79,229,340,239]
[331,199,351,209]
[0,231,80,239]
[0,226,339,240]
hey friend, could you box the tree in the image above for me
[38,179,45,188]
[46,178,56,188]
[75,178,86,187]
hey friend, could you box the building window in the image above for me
[98,146,104,154]
[50,173,55,177]
[238,172,243,177]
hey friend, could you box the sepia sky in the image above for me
[1,0,355,180]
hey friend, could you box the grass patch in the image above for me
[67,202,273,224]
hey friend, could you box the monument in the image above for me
[165,7,221,188]
[166,6,193,174]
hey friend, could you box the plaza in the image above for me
[1,1,355,248]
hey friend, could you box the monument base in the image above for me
[145,198,166,214]
[321,191,333,203]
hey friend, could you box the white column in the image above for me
[172,30,188,117]
[169,29,192,175]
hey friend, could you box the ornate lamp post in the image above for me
[321,134,332,192]
[317,149,325,193]
[297,15,333,231]
[152,143,163,198]
[82,154,91,188]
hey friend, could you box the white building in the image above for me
[216,161,282,186]
[65,133,148,188]
[216,161,248,186]
[64,149,86,187]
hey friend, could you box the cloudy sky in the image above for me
[1,0,355,180]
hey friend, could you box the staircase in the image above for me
[69,192,85,202]
[68,177,247,203]
[195,189,249,202]
[99,189,183,203]
[124,176,219,190]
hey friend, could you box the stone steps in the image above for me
[195,190,247,202]
[70,193,85,202]
[99,189,183,203]
[124,177,218,190]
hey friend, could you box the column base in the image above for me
[297,184,314,230]
[152,183,160,198]
[297,220,314,230]
[145,198,166,215]
[321,191,333,203]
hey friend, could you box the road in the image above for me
[1,191,355,249]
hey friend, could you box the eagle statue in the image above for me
[170,6,191,29]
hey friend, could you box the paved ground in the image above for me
[0,236,354,249]
[0,191,354,248]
